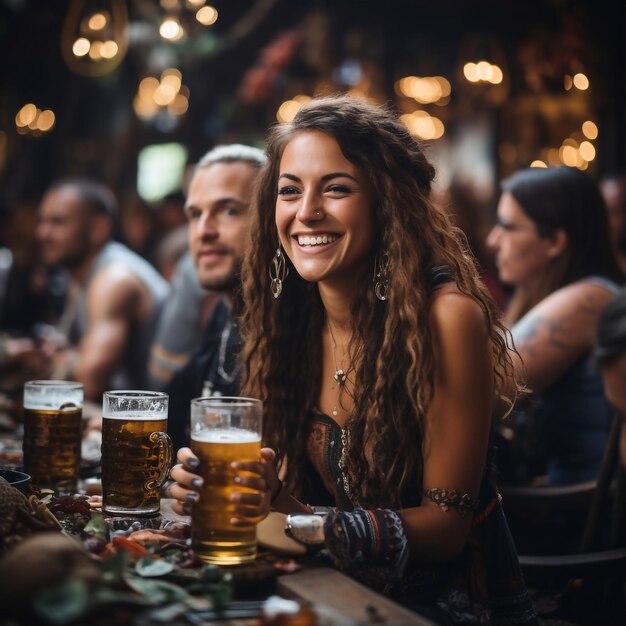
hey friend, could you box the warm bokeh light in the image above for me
[100,41,118,59]
[88,12,107,31]
[37,110,55,132]
[15,103,37,127]
[154,83,177,106]
[134,70,189,123]
[490,65,503,84]
[564,75,573,91]
[196,6,218,25]
[530,160,548,168]
[72,37,90,57]
[573,73,589,90]
[187,0,205,6]
[160,17,183,40]
[15,103,55,136]
[579,141,596,162]
[463,61,502,84]
[396,75,450,104]
[277,97,311,123]
[435,76,451,97]
[547,148,561,166]
[560,145,579,167]
[161,68,182,92]
[400,110,445,140]
[88,40,102,60]
[169,94,189,116]
[463,63,479,82]
[582,120,598,140]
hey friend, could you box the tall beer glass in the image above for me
[101,391,172,516]
[190,396,262,565]
[23,380,84,494]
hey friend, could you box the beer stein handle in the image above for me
[147,431,173,490]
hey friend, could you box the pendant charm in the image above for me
[332,406,338,417]
[333,369,346,386]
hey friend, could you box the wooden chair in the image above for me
[500,412,626,625]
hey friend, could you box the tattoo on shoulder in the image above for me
[513,314,570,354]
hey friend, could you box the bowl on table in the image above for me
[0,468,31,491]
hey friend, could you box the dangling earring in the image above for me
[269,244,288,298]
[373,251,390,301]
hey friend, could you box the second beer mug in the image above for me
[101,390,172,516]
[190,396,262,565]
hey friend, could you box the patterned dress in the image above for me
[302,267,537,624]
[305,413,538,625]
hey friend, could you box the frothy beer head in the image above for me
[24,380,83,410]
[192,428,261,444]
[103,390,168,419]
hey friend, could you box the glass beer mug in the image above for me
[190,396,263,565]
[101,390,172,516]
[23,380,84,494]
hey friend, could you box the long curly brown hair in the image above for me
[241,95,517,508]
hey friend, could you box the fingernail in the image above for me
[187,458,199,469]
[183,503,192,515]
[233,476,241,484]
[186,492,198,503]
[230,462,238,469]
[191,478,203,488]
[229,493,240,502]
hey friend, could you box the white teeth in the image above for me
[298,234,338,246]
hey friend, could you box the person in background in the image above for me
[487,166,622,486]
[162,144,265,451]
[37,178,169,401]
[595,287,626,471]
[146,250,221,390]
[171,96,537,624]
[435,181,509,313]
[600,170,626,279]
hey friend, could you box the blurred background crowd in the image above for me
[0,0,624,458]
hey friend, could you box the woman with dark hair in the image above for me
[487,166,622,486]
[171,95,537,624]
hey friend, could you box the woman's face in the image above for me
[275,130,375,289]
[486,191,557,288]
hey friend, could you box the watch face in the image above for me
[285,513,326,545]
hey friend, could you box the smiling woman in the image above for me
[171,95,538,624]
[275,130,375,288]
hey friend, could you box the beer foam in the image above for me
[192,428,261,444]
[102,411,167,420]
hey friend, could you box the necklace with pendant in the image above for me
[327,318,347,417]
[327,318,356,504]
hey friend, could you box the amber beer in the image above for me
[190,397,263,565]
[101,391,171,516]
[23,381,83,494]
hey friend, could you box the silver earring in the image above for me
[270,245,288,298]
[373,251,390,301]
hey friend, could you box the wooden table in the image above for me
[277,567,437,626]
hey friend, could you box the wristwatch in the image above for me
[284,513,326,547]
